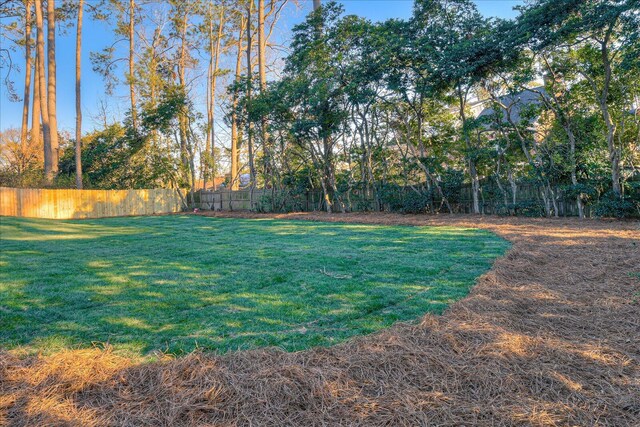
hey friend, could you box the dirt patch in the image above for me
[2,213,639,426]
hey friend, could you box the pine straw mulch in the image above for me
[1,212,639,426]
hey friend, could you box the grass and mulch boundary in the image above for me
[1,212,639,426]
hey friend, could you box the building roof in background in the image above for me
[477,87,547,124]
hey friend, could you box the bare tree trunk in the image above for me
[128,0,137,131]
[75,0,83,189]
[46,0,59,182]
[35,0,52,183]
[600,38,621,197]
[549,183,559,217]
[246,2,256,210]
[320,176,331,213]
[321,136,341,213]
[31,54,41,147]
[563,125,584,218]
[210,7,224,190]
[313,0,321,10]
[204,5,225,191]
[20,0,32,148]
[469,159,480,214]
[176,10,194,205]
[230,15,246,191]
[186,119,197,206]
[256,0,270,85]
[540,187,551,217]
[171,6,195,203]
[602,103,620,196]
[361,109,376,205]
[578,30,621,197]
[178,13,189,173]
[494,155,509,211]
[203,4,214,190]
[210,8,224,189]
[508,169,517,210]
[204,56,213,189]
[457,85,480,214]
[257,0,271,187]
[495,174,508,210]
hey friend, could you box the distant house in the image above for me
[235,173,249,187]
[475,87,547,128]
[476,87,638,129]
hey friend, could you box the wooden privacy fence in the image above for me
[197,189,267,211]
[196,189,325,212]
[0,187,184,219]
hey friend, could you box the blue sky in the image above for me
[0,0,523,133]
[331,0,522,22]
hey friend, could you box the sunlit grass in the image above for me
[0,215,509,357]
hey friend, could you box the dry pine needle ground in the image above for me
[1,213,639,426]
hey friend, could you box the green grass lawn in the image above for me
[0,215,509,357]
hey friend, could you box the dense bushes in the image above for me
[250,175,640,218]
[594,188,640,218]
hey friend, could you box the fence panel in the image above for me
[0,187,183,219]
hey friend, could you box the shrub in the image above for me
[257,189,307,213]
[512,200,545,217]
[593,190,638,218]
[378,184,404,212]
[401,190,431,214]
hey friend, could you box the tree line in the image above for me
[238,0,639,217]
[1,0,639,217]
[1,0,289,199]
